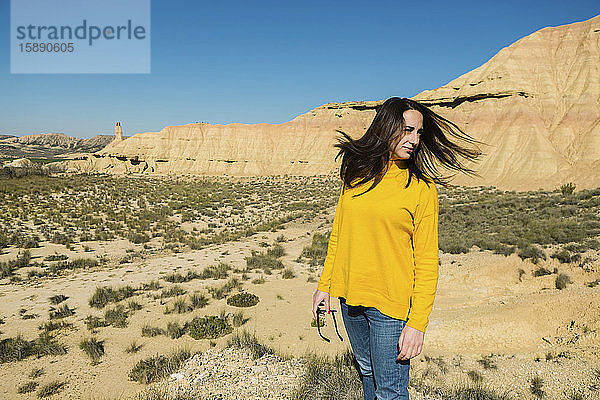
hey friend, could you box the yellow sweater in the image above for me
[317,158,439,333]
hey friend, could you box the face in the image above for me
[390,109,423,160]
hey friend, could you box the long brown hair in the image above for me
[333,97,487,197]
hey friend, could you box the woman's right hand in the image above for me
[312,290,330,320]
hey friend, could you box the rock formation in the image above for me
[115,122,123,141]
[68,15,600,191]
[0,133,114,158]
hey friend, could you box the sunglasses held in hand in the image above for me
[316,301,344,343]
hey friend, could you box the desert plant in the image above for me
[561,182,576,196]
[166,321,186,339]
[232,310,248,327]
[49,304,75,319]
[518,244,546,264]
[555,273,572,290]
[37,380,67,398]
[532,266,552,277]
[477,355,497,370]
[89,285,136,308]
[84,315,109,331]
[227,292,260,307]
[282,267,296,279]
[142,325,166,337]
[128,349,192,384]
[17,381,38,394]
[530,375,545,398]
[187,315,232,340]
[467,370,483,383]
[48,294,68,305]
[79,337,104,364]
[125,340,143,354]
[226,329,274,359]
[104,305,129,328]
[29,367,44,379]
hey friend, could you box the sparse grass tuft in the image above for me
[37,380,66,398]
[226,329,274,359]
[17,381,38,394]
[282,267,296,279]
[187,315,232,340]
[125,340,143,354]
[89,285,136,308]
[128,349,192,384]
[48,294,68,305]
[79,337,105,364]
[49,304,75,319]
[555,273,572,289]
[142,325,166,337]
[104,305,129,328]
[530,375,544,398]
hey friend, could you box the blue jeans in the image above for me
[340,298,410,400]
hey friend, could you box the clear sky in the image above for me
[1,0,598,139]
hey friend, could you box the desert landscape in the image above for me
[0,171,598,399]
[1,13,599,400]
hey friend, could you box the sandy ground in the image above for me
[1,212,599,399]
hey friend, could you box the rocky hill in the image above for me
[0,133,114,159]
[67,15,600,191]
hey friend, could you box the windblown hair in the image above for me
[333,97,487,197]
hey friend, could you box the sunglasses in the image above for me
[316,301,344,343]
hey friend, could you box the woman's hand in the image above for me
[312,290,330,320]
[397,325,424,360]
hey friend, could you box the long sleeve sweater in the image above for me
[317,158,439,333]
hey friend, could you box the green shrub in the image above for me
[555,273,572,290]
[125,341,143,354]
[226,329,274,359]
[29,367,44,379]
[49,304,75,319]
[532,266,553,277]
[84,315,109,331]
[227,292,260,307]
[142,325,166,337]
[89,285,136,308]
[104,305,129,328]
[518,244,546,264]
[163,270,200,283]
[37,380,67,398]
[530,375,544,398]
[166,321,186,339]
[560,182,576,196]
[199,262,231,279]
[79,337,104,364]
[17,381,38,394]
[128,349,192,384]
[35,332,67,357]
[208,277,242,300]
[39,320,74,333]
[291,350,362,400]
[0,335,36,363]
[187,316,232,340]
[282,267,296,279]
[551,249,575,263]
[245,250,284,273]
[300,232,329,267]
[232,311,248,327]
[48,294,68,305]
[154,285,186,299]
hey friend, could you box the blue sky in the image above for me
[1,0,598,138]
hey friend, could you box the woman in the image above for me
[312,97,485,400]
